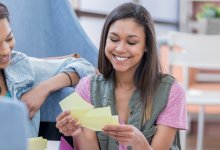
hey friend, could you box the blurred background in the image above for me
[71,0,179,47]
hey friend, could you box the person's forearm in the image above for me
[39,72,79,94]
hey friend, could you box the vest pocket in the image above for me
[142,126,157,143]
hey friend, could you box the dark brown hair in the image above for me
[98,2,162,121]
[0,2,9,21]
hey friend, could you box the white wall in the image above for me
[76,1,179,47]
[79,0,134,14]
[140,0,179,23]
[79,17,105,48]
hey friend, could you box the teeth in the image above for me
[115,56,128,61]
[2,56,7,60]
[0,56,9,63]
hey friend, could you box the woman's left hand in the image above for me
[21,83,49,119]
[102,124,148,147]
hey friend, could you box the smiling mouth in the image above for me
[114,55,129,61]
[0,55,10,64]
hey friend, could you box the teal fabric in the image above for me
[90,74,181,150]
[5,91,11,98]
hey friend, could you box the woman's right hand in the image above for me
[56,111,82,137]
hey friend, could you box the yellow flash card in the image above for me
[28,137,47,150]
[59,92,93,111]
[80,115,119,131]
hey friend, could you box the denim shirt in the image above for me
[4,51,95,137]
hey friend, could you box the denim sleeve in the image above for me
[29,57,96,83]
[59,57,96,78]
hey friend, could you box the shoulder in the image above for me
[11,51,28,59]
[156,80,187,129]
[90,74,111,90]
[168,81,186,112]
[169,81,185,99]
[163,79,185,107]
[77,75,93,87]
[154,75,175,102]
[10,51,29,65]
[75,75,94,103]
[156,74,175,93]
[160,74,175,85]
[77,74,103,85]
[153,75,181,113]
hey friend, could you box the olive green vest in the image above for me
[90,74,181,150]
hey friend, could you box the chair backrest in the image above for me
[2,0,98,66]
[168,31,220,70]
[0,97,28,150]
[167,31,220,88]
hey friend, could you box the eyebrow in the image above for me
[108,32,139,38]
[108,32,118,36]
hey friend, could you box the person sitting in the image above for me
[0,2,95,138]
[56,2,188,150]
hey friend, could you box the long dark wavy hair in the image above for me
[98,2,163,121]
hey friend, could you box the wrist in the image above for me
[62,71,73,87]
[132,133,151,150]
